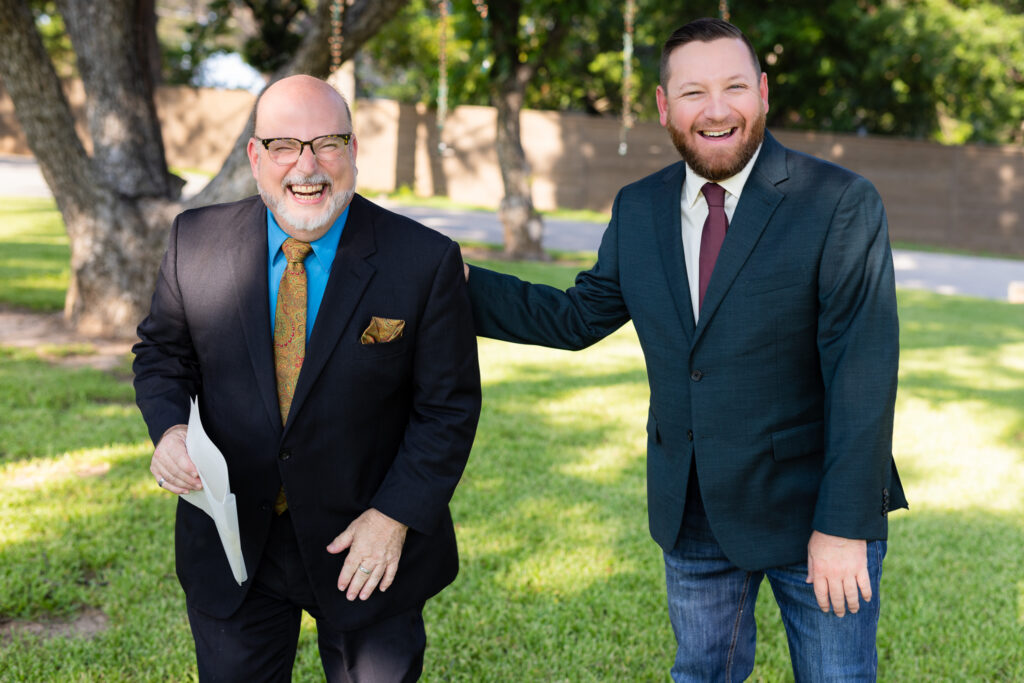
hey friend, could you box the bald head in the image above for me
[247,74,358,241]
[253,75,352,138]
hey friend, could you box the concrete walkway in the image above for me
[3,155,1023,303]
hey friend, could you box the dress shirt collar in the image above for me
[682,142,763,210]
[267,205,349,268]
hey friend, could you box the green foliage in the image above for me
[29,1,75,78]
[161,0,314,85]
[363,0,1024,144]
[740,0,1024,144]
[362,0,671,119]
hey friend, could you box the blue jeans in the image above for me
[664,486,886,682]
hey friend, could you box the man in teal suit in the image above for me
[467,18,906,682]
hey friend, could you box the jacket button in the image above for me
[690,370,703,382]
[259,502,271,512]
[279,449,291,461]
[687,430,694,442]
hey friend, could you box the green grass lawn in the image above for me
[0,198,69,311]
[1,202,1022,680]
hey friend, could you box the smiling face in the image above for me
[656,37,769,182]
[247,75,358,242]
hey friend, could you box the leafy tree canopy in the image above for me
[362,0,1024,145]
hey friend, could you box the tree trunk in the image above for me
[485,0,547,260]
[493,82,546,260]
[0,0,409,337]
[0,0,177,337]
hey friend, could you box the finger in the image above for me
[346,562,374,601]
[812,576,831,614]
[856,566,873,604]
[843,576,861,615]
[170,453,201,487]
[327,530,353,555]
[157,464,198,494]
[337,556,358,591]
[358,564,386,601]
[829,578,847,618]
[380,560,399,592]
[154,470,191,495]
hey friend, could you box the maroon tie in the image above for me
[699,182,728,312]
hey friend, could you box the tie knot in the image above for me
[281,238,313,264]
[701,182,726,208]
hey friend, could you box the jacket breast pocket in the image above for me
[354,336,411,361]
[770,420,824,462]
[744,268,807,296]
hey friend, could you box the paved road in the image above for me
[3,155,1023,302]
[377,201,1024,303]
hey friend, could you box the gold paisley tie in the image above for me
[273,238,312,514]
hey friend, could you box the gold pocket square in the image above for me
[361,317,405,344]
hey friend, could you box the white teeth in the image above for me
[290,184,325,194]
[702,129,732,138]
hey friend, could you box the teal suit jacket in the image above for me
[468,132,906,570]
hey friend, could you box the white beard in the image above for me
[258,167,355,234]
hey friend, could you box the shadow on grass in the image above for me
[0,347,144,460]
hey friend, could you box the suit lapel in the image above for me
[653,162,696,341]
[227,199,282,432]
[285,195,377,433]
[694,133,788,342]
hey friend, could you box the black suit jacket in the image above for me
[468,132,907,570]
[133,194,481,630]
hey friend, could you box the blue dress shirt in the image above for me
[267,207,349,340]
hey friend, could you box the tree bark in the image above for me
[485,0,577,262]
[0,0,409,337]
[0,0,177,336]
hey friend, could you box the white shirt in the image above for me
[680,144,763,323]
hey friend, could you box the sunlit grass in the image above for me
[0,228,1021,678]
[0,197,68,311]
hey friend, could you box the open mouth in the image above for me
[699,128,737,140]
[287,183,328,202]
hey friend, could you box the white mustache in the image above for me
[282,173,332,189]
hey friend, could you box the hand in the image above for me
[806,530,870,617]
[327,508,408,601]
[150,424,202,494]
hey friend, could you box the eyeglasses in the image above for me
[255,133,353,165]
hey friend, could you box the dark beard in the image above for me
[668,114,765,182]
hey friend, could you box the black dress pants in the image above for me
[186,511,425,682]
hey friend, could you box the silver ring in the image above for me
[158,477,165,488]
[358,565,371,574]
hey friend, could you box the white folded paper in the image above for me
[182,398,248,585]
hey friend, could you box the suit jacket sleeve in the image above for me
[468,191,632,349]
[133,215,201,444]
[368,240,482,533]
[814,176,900,539]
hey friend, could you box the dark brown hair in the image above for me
[660,18,761,89]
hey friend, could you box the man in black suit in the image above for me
[133,75,481,682]
[466,19,905,681]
